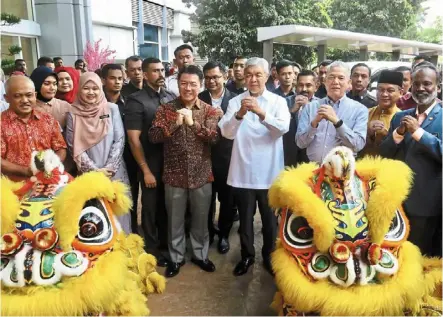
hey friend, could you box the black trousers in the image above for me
[123,145,139,234]
[140,178,169,259]
[208,166,235,239]
[408,215,442,257]
[234,188,277,260]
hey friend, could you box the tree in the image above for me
[326,0,426,60]
[328,0,424,37]
[83,39,116,71]
[1,13,22,74]
[416,16,443,44]
[182,0,332,67]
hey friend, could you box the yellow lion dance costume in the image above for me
[269,146,442,316]
[1,150,166,316]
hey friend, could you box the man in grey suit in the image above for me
[380,62,442,256]
[199,61,238,254]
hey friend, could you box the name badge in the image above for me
[99,114,110,119]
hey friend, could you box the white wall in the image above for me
[91,0,133,27]
[92,25,135,60]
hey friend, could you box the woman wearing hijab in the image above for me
[30,66,71,129]
[55,66,79,104]
[65,72,131,233]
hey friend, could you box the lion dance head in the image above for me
[1,150,165,316]
[269,146,442,316]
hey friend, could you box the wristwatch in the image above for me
[235,112,243,120]
[334,119,343,128]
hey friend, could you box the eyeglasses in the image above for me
[204,75,223,81]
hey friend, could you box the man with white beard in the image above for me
[380,61,442,257]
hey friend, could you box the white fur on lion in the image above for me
[30,150,65,175]
[321,146,355,180]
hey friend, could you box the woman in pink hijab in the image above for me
[65,72,131,233]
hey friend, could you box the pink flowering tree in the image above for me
[83,39,116,71]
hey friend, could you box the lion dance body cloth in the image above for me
[1,150,166,316]
[269,146,442,316]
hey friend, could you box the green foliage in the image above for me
[8,45,22,56]
[1,12,22,75]
[1,13,21,26]
[182,0,331,66]
[326,0,426,60]
[328,0,423,37]
[1,59,15,75]
[416,16,443,44]
[183,0,429,65]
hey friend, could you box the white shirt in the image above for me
[210,89,225,108]
[218,89,290,189]
[165,73,179,97]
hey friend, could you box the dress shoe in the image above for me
[156,257,169,267]
[217,237,230,254]
[263,258,274,276]
[165,260,185,278]
[191,258,216,272]
[233,257,255,276]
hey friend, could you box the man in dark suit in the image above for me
[199,61,238,254]
[380,62,442,257]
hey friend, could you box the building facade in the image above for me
[1,0,196,70]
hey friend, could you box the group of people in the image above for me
[1,44,441,280]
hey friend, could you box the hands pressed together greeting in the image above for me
[311,104,339,127]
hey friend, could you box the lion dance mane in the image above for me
[1,150,166,316]
[269,146,442,316]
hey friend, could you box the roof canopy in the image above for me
[257,25,443,56]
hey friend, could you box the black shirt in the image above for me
[124,85,176,176]
[272,86,295,98]
[121,81,142,100]
[315,84,327,98]
[346,91,377,108]
[226,80,247,95]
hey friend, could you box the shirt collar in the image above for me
[36,99,53,107]
[416,100,437,116]
[349,90,367,99]
[326,94,347,107]
[210,88,225,101]
[247,88,272,101]
[177,97,202,109]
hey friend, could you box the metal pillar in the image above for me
[430,55,438,66]
[161,2,168,61]
[317,44,326,62]
[392,50,400,61]
[263,40,273,64]
[137,0,144,55]
[359,47,368,61]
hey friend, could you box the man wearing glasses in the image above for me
[296,61,368,163]
[199,61,237,254]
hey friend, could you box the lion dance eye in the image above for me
[78,212,104,239]
[81,223,98,237]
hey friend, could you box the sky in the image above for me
[421,0,441,27]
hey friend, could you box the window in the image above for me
[140,43,159,59]
[1,35,37,73]
[144,25,158,42]
[2,0,34,21]
[140,24,159,59]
